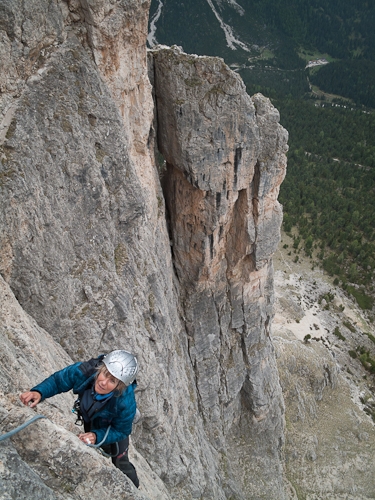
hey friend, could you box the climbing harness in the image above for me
[71,397,84,426]
[71,399,119,457]
[0,414,46,442]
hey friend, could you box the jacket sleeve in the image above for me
[92,384,137,445]
[31,362,86,401]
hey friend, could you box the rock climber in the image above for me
[20,350,140,488]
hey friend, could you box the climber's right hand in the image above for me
[20,391,42,408]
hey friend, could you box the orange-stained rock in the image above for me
[150,45,288,498]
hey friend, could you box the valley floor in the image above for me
[272,231,375,499]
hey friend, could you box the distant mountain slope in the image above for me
[148,0,375,300]
[148,0,375,69]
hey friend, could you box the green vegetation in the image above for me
[357,346,375,373]
[150,0,375,68]
[343,321,356,333]
[344,285,374,310]
[318,293,334,305]
[277,99,375,165]
[244,0,375,62]
[309,60,375,108]
[364,332,375,344]
[279,149,375,291]
[333,327,346,341]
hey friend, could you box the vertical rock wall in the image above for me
[150,46,288,497]
[0,1,287,499]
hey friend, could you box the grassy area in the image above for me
[346,286,374,310]
[260,48,275,60]
[298,49,337,63]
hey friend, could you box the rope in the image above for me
[97,442,119,458]
[0,415,46,442]
[88,425,119,457]
[89,425,111,448]
[0,416,119,457]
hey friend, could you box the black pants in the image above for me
[84,423,139,488]
[101,437,139,488]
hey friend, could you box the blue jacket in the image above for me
[32,360,137,446]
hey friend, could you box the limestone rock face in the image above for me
[0,2,287,499]
[150,46,288,498]
[0,275,150,500]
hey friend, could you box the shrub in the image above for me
[358,349,375,373]
[333,327,346,341]
[364,332,375,344]
[343,321,356,333]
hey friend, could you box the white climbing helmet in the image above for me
[103,350,138,385]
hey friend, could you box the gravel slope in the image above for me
[273,231,375,499]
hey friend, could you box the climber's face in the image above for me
[95,369,119,394]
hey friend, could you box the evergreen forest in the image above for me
[149,0,375,308]
[278,99,375,307]
[309,60,375,109]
